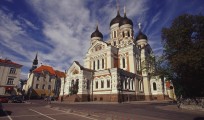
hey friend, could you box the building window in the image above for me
[102,59,104,69]
[42,84,45,89]
[132,80,134,90]
[153,82,157,91]
[9,68,16,74]
[125,79,127,89]
[127,31,130,37]
[97,60,100,69]
[139,80,143,91]
[36,84,39,89]
[101,81,104,88]
[93,61,95,70]
[128,80,130,89]
[48,85,51,90]
[7,78,14,85]
[107,80,110,88]
[37,76,40,81]
[114,31,116,38]
[122,58,126,68]
[114,41,116,46]
[49,77,51,82]
[87,80,90,89]
[123,32,125,37]
[95,81,98,89]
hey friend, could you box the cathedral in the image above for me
[60,7,168,102]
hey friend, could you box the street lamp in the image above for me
[117,80,122,103]
[127,89,129,102]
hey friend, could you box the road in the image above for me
[0,101,96,120]
[0,100,204,120]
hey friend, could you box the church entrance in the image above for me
[69,79,79,95]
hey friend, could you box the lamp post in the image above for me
[117,80,122,103]
[127,89,129,102]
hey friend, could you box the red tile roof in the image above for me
[0,59,22,67]
[55,70,66,78]
[33,65,55,75]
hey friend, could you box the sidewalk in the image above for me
[52,100,173,105]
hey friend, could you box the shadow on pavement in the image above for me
[193,117,204,120]
[0,110,12,117]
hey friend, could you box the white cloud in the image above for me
[0,0,151,79]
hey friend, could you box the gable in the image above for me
[87,41,108,54]
[67,62,81,75]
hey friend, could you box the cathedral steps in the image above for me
[63,94,81,102]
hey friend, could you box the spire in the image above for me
[35,51,38,60]
[116,0,120,14]
[138,22,142,31]
[30,52,39,72]
[96,21,99,31]
[124,6,126,17]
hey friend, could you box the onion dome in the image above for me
[136,31,148,40]
[110,11,123,27]
[91,25,103,39]
[119,12,133,27]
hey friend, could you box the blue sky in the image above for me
[0,0,203,79]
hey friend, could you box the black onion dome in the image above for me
[119,13,133,27]
[110,11,123,27]
[91,26,103,39]
[136,31,148,40]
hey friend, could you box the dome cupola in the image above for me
[110,11,123,27]
[135,23,148,40]
[136,31,147,40]
[119,7,133,27]
[91,25,103,39]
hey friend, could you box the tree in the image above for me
[161,14,204,98]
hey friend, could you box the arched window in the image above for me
[107,80,110,88]
[93,61,95,70]
[122,58,126,68]
[114,31,117,38]
[132,80,134,90]
[97,60,100,69]
[139,80,143,91]
[86,80,90,89]
[125,79,127,89]
[95,81,98,89]
[114,41,116,46]
[101,80,104,88]
[153,82,157,91]
[123,32,125,37]
[127,31,130,37]
[48,85,51,90]
[102,59,104,69]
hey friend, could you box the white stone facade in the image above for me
[60,10,168,102]
[0,59,22,95]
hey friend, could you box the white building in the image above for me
[24,54,65,99]
[0,59,22,95]
[60,7,168,102]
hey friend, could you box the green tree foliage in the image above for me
[161,14,204,98]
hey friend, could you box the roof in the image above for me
[74,61,94,72]
[0,59,22,68]
[136,31,148,41]
[33,65,56,75]
[119,14,133,27]
[110,11,123,27]
[55,70,66,78]
[91,26,103,39]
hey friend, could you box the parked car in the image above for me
[0,102,4,115]
[44,96,56,101]
[0,96,9,103]
[8,96,23,103]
